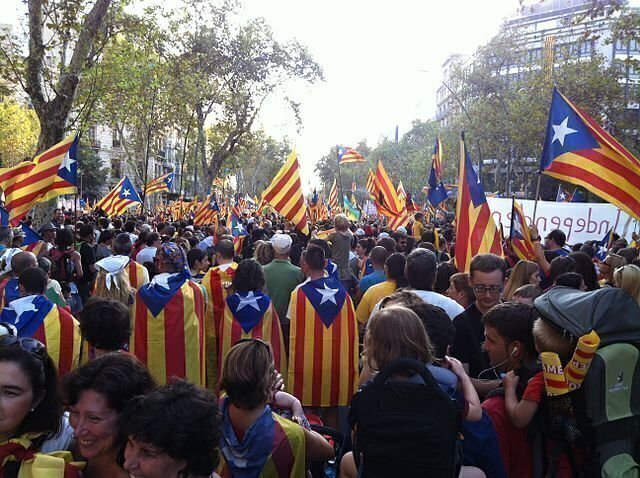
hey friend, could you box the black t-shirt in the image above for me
[78,241,96,284]
[452,304,490,379]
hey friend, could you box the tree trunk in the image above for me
[195,104,207,192]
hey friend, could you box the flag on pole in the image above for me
[570,188,585,202]
[365,169,376,199]
[509,198,537,261]
[454,134,503,272]
[427,136,448,207]
[0,134,78,225]
[595,229,614,261]
[337,145,366,164]
[95,176,142,217]
[373,160,403,217]
[193,193,220,226]
[144,171,174,196]
[555,185,572,202]
[262,150,309,235]
[396,181,407,208]
[388,213,410,231]
[541,87,640,221]
[342,195,361,221]
[328,179,339,212]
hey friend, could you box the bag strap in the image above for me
[373,357,437,387]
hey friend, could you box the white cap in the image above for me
[270,233,292,254]
[378,232,390,239]
[355,228,365,236]
[397,226,408,234]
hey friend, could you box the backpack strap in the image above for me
[373,357,437,387]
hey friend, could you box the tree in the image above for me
[0,99,39,167]
[77,142,108,199]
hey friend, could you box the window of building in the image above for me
[111,157,121,179]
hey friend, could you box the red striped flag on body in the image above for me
[95,176,142,217]
[287,276,358,407]
[131,273,206,386]
[541,88,640,220]
[0,134,78,225]
[123,257,149,291]
[0,294,80,376]
[454,134,503,272]
[219,290,286,380]
[262,150,309,235]
[509,199,537,261]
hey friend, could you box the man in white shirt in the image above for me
[136,232,161,265]
[405,248,464,320]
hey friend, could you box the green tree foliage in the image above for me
[0,99,39,167]
[77,142,109,199]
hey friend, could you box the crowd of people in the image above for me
[1,205,640,477]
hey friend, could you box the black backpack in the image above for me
[50,249,76,283]
[350,357,462,478]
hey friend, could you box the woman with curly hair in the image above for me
[121,380,222,478]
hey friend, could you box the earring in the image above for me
[30,408,35,412]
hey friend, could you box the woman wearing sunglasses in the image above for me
[0,324,83,477]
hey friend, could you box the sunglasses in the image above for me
[0,335,47,361]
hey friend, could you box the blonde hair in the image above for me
[253,241,275,266]
[220,339,275,410]
[503,260,539,300]
[334,214,349,231]
[532,318,576,364]
[365,306,433,371]
[613,264,640,305]
[93,269,134,306]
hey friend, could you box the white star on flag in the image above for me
[11,299,38,325]
[552,117,578,147]
[150,273,174,290]
[559,192,566,201]
[315,282,339,305]
[122,188,131,198]
[234,223,245,233]
[60,151,76,173]
[236,291,262,311]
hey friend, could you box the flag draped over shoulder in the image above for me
[144,171,174,196]
[509,199,537,261]
[454,135,503,272]
[0,134,78,225]
[95,176,141,217]
[287,276,358,407]
[337,145,366,164]
[541,87,640,221]
[428,136,448,207]
[219,291,286,380]
[262,150,309,235]
[21,224,47,256]
[131,273,206,386]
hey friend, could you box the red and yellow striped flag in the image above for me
[131,274,206,386]
[387,213,410,231]
[0,134,78,225]
[124,258,150,290]
[338,145,366,164]
[262,150,309,235]
[509,199,537,261]
[219,291,286,380]
[287,276,358,407]
[328,179,339,212]
[366,169,376,199]
[374,160,404,217]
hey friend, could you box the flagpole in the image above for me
[532,172,542,222]
[336,146,345,209]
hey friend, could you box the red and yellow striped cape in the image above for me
[219,292,287,381]
[33,305,81,377]
[287,279,359,407]
[130,276,206,386]
[124,257,149,290]
[202,262,238,389]
[217,411,305,478]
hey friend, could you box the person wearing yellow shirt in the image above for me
[355,253,408,327]
[412,212,425,242]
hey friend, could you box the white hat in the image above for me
[378,232,390,239]
[355,228,365,236]
[397,226,408,234]
[270,233,292,254]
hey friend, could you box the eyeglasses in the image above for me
[0,335,46,361]
[472,285,504,295]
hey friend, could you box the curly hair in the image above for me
[232,259,265,293]
[253,241,275,266]
[120,380,222,476]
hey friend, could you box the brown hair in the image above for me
[365,306,433,371]
[532,318,576,364]
[503,260,539,300]
[449,272,474,305]
[220,340,275,410]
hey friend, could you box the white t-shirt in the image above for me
[136,246,157,265]
[412,289,465,320]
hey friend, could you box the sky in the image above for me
[3,0,520,191]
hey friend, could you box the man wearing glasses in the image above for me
[452,253,507,396]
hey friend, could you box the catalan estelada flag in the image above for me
[202,262,238,389]
[194,193,220,226]
[541,87,640,220]
[388,213,410,231]
[0,275,19,313]
[0,134,78,225]
[338,145,366,164]
[595,229,614,261]
[454,134,503,272]
[396,180,407,208]
[262,150,309,235]
[131,273,206,386]
[144,171,174,196]
[287,276,358,407]
[428,136,448,207]
[219,290,286,380]
[509,198,537,261]
[95,176,141,217]
[21,223,47,257]
[374,160,404,217]
[123,257,150,290]
[0,294,80,376]
[328,178,339,212]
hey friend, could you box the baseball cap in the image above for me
[271,233,292,254]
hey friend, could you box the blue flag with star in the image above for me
[226,291,271,333]
[57,134,78,186]
[595,230,614,262]
[120,176,142,203]
[300,276,347,328]
[230,212,247,238]
[138,273,188,317]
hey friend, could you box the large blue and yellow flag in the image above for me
[541,87,640,220]
[454,134,503,272]
[131,273,206,386]
[287,276,358,407]
[0,294,80,376]
[220,290,286,379]
[428,136,448,207]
